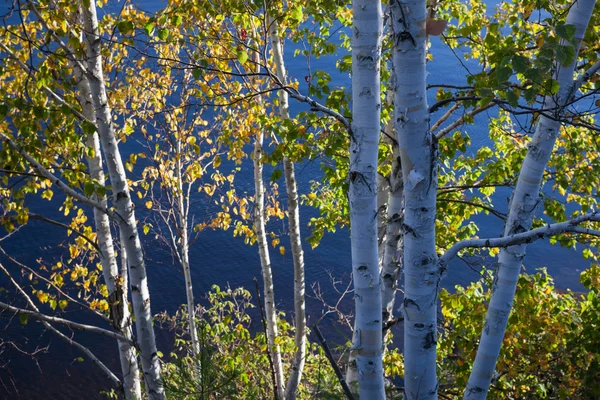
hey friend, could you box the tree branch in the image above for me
[0,301,133,345]
[440,211,600,266]
[0,133,116,219]
[429,96,480,114]
[435,102,496,139]
[570,59,600,98]
[0,262,122,389]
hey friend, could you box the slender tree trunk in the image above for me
[176,139,201,359]
[81,5,165,399]
[75,58,141,400]
[464,1,596,397]
[392,0,439,398]
[381,145,403,325]
[251,50,285,399]
[349,0,385,398]
[254,128,286,400]
[380,76,404,327]
[267,15,307,400]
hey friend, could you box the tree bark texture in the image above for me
[392,0,439,398]
[464,0,596,398]
[349,0,385,397]
[81,4,165,399]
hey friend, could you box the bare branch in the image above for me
[0,300,133,345]
[431,102,460,132]
[0,262,122,389]
[440,211,600,266]
[570,59,600,98]
[435,102,496,139]
[429,96,480,114]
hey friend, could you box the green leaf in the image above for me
[556,45,575,67]
[192,68,202,80]
[158,28,169,41]
[290,6,303,22]
[556,23,576,41]
[236,50,248,64]
[172,15,183,26]
[144,22,155,36]
[20,314,28,326]
[547,79,560,95]
[84,182,95,196]
[512,56,528,73]
[117,21,134,35]
[271,169,282,181]
[506,90,519,107]
[496,66,512,83]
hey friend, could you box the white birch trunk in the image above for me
[381,145,404,324]
[349,0,385,398]
[81,5,165,399]
[267,15,307,400]
[464,1,596,397]
[392,0,439,398]
[380,76,404,326]
[175,139,201,360]
[75,58,141,400]
[251,49,285,398]
[254,129,286,400]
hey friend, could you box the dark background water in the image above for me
[0,0,592,398]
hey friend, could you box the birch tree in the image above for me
[348,0,385,397]
[464,0,598,397]
[80,3,165,398]
[267,12,308,399]
[390,0,439,397]
[74,56,142,400]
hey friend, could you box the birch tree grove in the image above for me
[4,0,600,398]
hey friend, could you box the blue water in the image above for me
[0,1,591,398]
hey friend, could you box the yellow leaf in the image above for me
[36,291,49,304]
[279,246,285,256]
[145,201,152,209]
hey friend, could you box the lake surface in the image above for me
[0,1,591,398]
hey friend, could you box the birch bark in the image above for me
[81,4,165,399]
[349,0,385,397]
[252,51,285,399]
[381,144,404,324]
[76,70,142,400]
[175,137,201,360]
[464,1,596,397]
[380,77,404,326]
[267,15,307,400]
[392,0,439,398]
